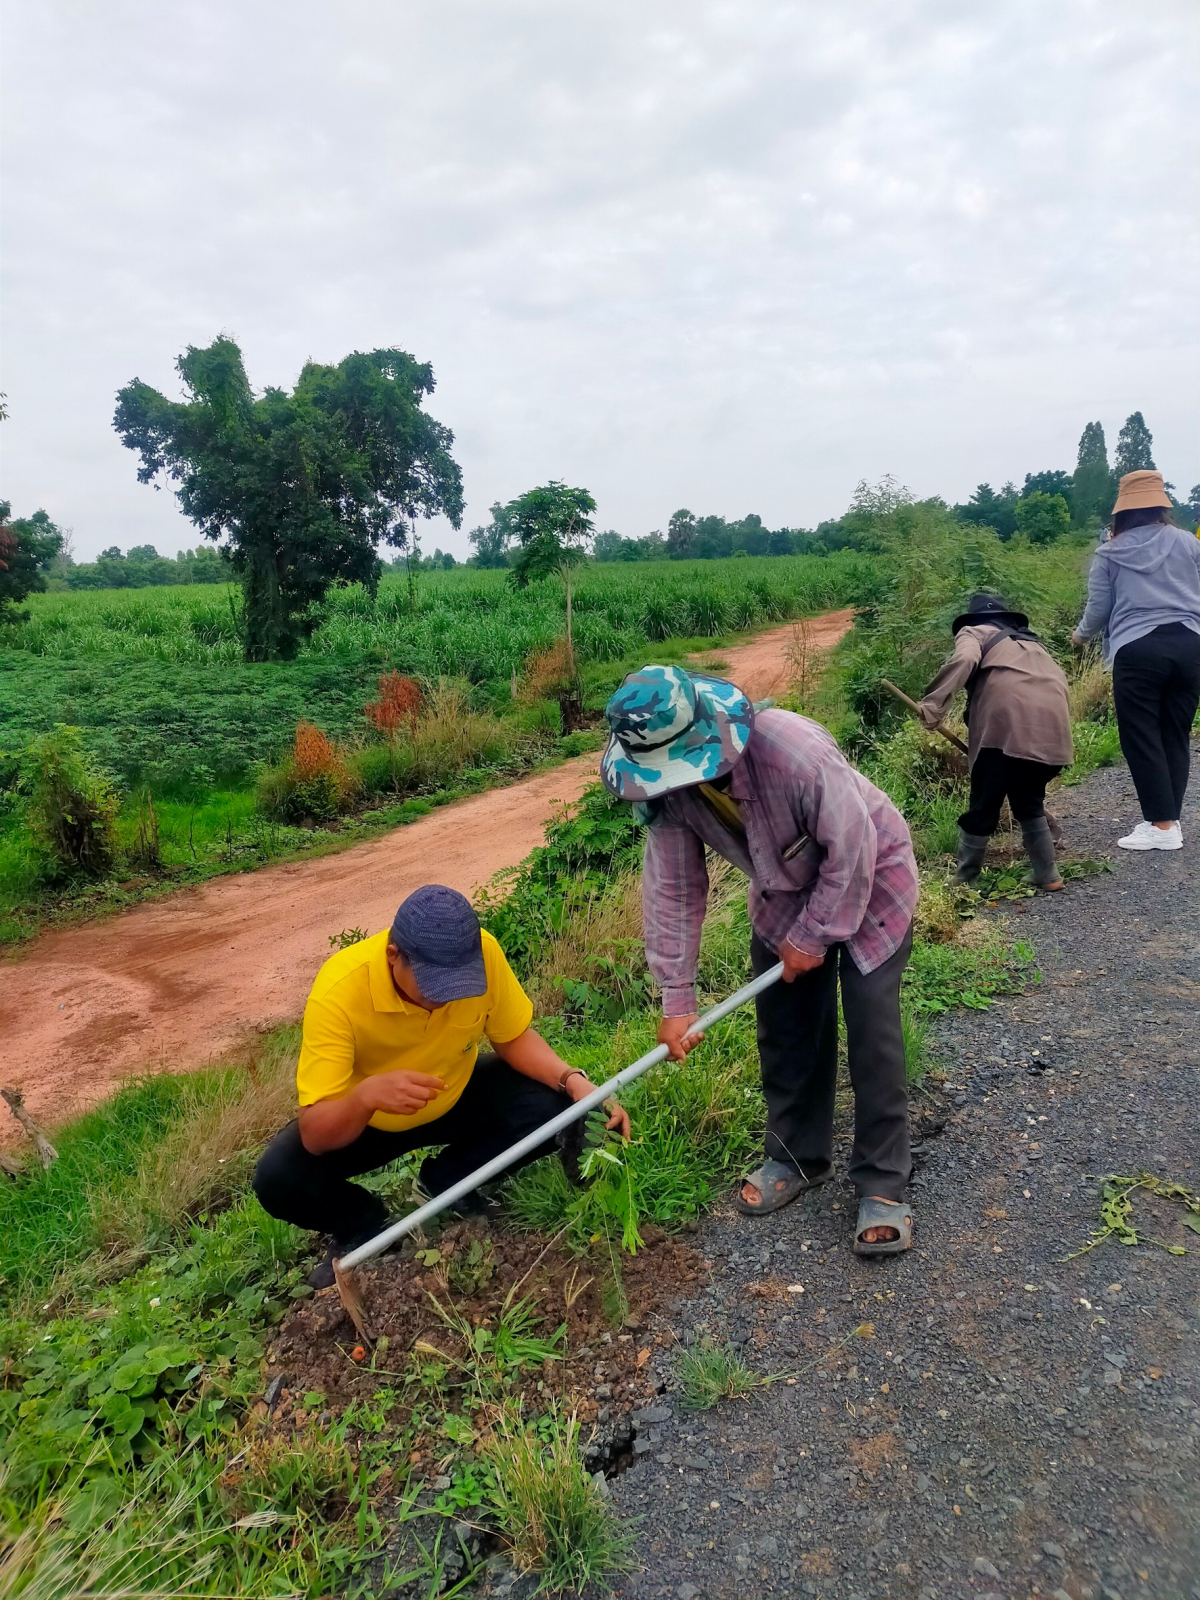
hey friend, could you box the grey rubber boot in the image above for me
[954,830,990,885]
[1021,815,1064,890]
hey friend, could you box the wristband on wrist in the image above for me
[558,1067,588,1093]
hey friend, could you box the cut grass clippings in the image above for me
[1064,1172,1200,1260]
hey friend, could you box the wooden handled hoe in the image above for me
[879,679,968,754]
[332,962,786,1338]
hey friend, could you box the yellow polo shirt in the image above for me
[296,929,534,1133]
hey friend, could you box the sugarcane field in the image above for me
[1,6,1198,1598]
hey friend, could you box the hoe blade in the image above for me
[332,1259,375,1343]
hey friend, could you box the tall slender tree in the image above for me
[666,508,697,559]
[115,337,463,661]
[1114,411,1155,477]
[506,481,596,656]
[1071,421,1111,526]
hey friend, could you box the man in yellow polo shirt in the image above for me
[253,884,629,1287]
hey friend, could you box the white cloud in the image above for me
[1,0,1196,559]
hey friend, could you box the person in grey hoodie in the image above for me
[1073,470,1200,851]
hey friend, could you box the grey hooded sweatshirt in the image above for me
[1075,520,1200,665]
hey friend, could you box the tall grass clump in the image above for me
[484,1405,635,1591]
[89,1028,300,1257]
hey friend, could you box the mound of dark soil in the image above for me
[265,1220,707,1432]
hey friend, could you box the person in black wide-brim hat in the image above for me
[917,593,1074,890]
[951,593,1030,635]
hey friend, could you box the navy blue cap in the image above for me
[389,885,487,1003]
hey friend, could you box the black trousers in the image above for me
[1112,623,1200,822]
[958,747,1062,836]
[750,924,913,1201]
[252,1054,567,1246]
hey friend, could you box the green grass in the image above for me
[902,931,1039,1017]
[2,554,879,672]
[0,1075,201,1304]
[675,1340,778,1411]
[483,1406,635,1592]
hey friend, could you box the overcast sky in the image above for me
[2,0,1196,562]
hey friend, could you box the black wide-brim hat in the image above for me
[951,592,1029,635]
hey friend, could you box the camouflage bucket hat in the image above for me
[600,665,754,802]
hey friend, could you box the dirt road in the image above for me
[0,609,853,1131]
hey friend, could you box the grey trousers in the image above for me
[750,924,913,1201]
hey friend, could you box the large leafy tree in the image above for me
[1072,421,1112,526]
[956,481,1019,541]
[114,337,464,661]
[1015,490,1071,546]
[506,481,595,655]
[1114,411,1155,477]
[1022,469,1072,500]
[0,502,64,622]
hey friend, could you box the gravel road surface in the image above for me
[606,760,1200,1600]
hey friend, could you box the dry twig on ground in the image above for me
[1,1087,58,1169]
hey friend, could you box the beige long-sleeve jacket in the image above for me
[916,625,1074,768]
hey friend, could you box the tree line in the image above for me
[2,332,1197,658]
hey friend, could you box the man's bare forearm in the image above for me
[492,1027,576,1089]
[298,1082,375,1154]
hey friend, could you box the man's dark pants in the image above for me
[751,924,913,1201]
[253,1054,567,1248]
[1112,623,1200,822]
[958,747,1062,836]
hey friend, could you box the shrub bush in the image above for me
[362,670,421,737]
[20,725,119,880]
[405,679,510,787]
[256,721,359,823]
[519,638,585,732]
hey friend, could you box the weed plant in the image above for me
[484,1404,635,1592]
[19,725,119,880]
[675,1339,776,1410]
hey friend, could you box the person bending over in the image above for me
[254,884,629,1287]
[917,592,1073,890]
[600,665,918,1257]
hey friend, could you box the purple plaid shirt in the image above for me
[642,709,919,1015]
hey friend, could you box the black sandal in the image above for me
[734,1159,833,1216]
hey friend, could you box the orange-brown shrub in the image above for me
[257,720,359,822]
[364,671,422,737]
[293,720,341,778]
[517,639,576,704]
[518,639,585,730]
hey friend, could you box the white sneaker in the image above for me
[1117,820,1183,850]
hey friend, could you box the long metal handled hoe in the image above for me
[332,962,785,1339]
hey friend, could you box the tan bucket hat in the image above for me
[1112,469,1172,515]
